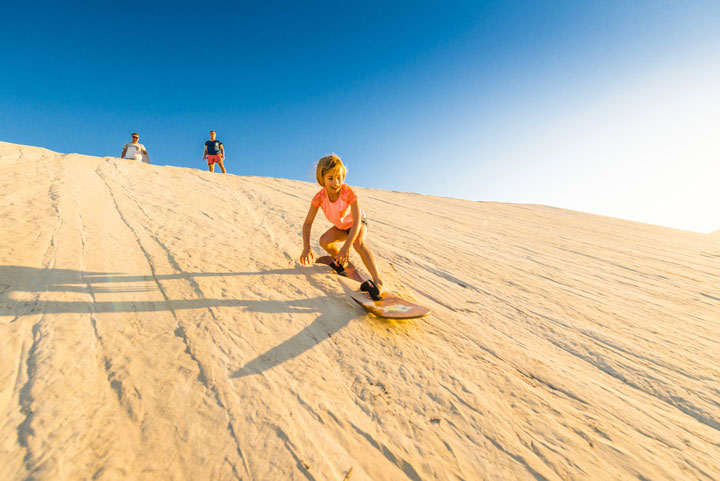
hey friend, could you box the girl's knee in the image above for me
[320,233,338,250]
[353,237,367,251]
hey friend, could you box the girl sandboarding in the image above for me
[299,154,384,300]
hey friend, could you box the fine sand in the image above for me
[1,141,719,481]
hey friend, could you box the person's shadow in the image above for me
[229,293,358,378]
[1,264,363,376]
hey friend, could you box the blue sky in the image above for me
[2,1,719,232]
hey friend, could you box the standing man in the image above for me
[121,133,150,163]
[203,130,226,173]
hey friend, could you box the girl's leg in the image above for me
[218,160,227,173]
[319,227,348,256]
[352,225,383,291]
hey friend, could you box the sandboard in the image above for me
[315,256,430,319]
[349,291,430,319]
[141,152,150,164]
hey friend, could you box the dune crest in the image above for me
[1,141,719,481]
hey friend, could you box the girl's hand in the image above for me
[300,247,315,266]
[335,246,350,266]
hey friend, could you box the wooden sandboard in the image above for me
[316,255,430,319]
[350,291,431,319]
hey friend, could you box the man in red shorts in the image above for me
[203,130,226,173]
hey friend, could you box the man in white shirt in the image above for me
[121,133,150,163]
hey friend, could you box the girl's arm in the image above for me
[300,204,319,265]
[336,200,362,265]
[202,145,207,159]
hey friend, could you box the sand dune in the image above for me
[1,141,719,480]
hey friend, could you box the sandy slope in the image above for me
[1,141,719,481]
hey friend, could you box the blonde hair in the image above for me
[315,154,347,186]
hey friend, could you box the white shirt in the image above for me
[123,142,146,160]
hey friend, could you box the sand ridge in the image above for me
[1,141,719,480]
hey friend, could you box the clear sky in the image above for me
[2,1,719,233]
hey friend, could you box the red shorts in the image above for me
[207,154,223,165]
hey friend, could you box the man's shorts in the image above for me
[207,154,223,165]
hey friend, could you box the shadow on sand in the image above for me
[1,264,364,377]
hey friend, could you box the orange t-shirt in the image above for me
[311,184,365,230]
